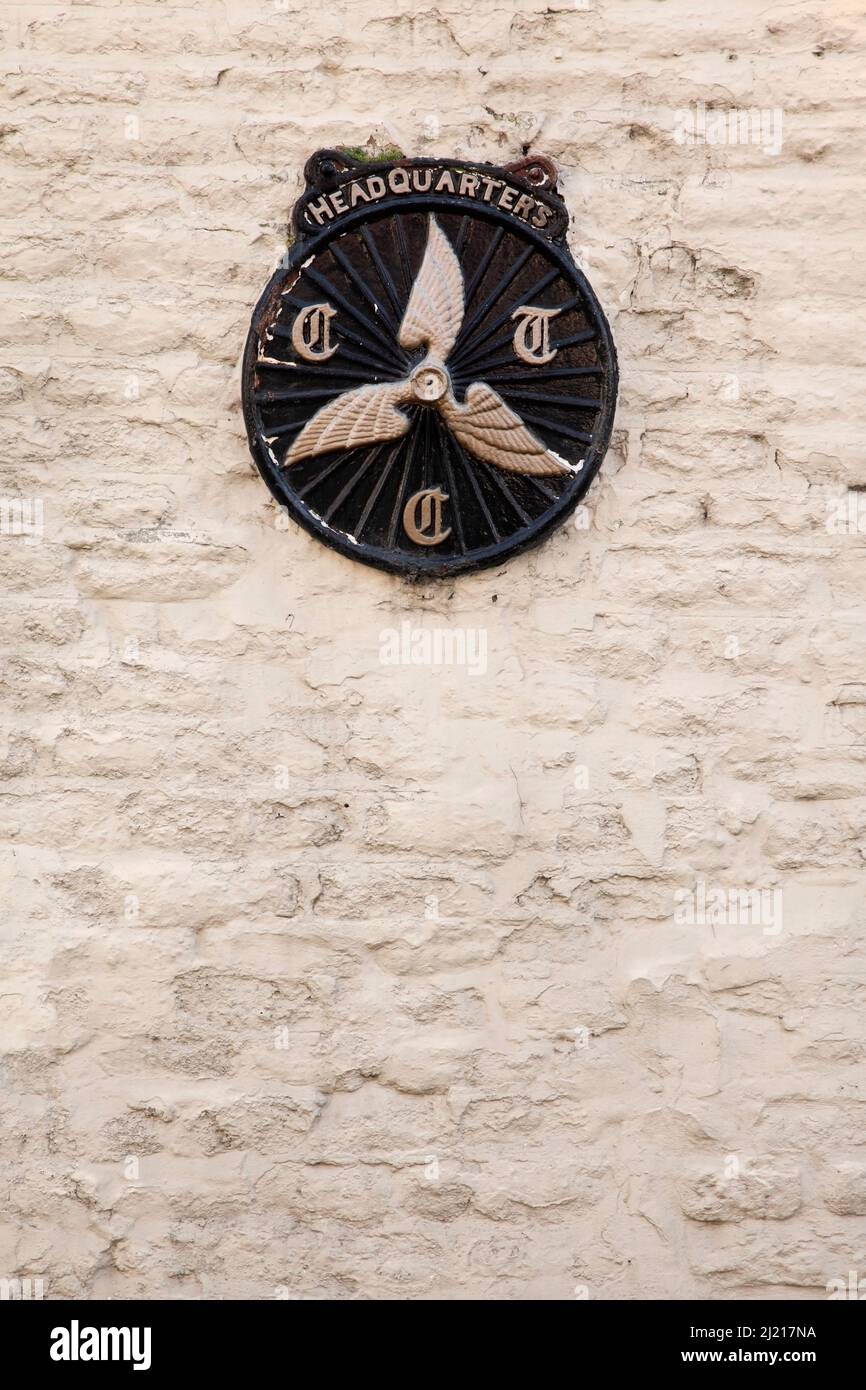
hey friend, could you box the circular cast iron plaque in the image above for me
[242,151,618,578]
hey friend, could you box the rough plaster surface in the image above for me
[2,0,865,1301]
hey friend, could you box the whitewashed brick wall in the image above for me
[2,0,865,1299]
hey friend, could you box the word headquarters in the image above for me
[303,164,557,232]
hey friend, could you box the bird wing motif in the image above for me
[281,215,575,478]
[439,382,571,477]
[398,215,465,362]
[283,379,413,465]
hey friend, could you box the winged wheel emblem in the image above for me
[283,217,571,478]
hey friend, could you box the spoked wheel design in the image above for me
[244,202,617,577]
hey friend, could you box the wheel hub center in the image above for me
[410,363,449,403]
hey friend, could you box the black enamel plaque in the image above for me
[242,151,618,578]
